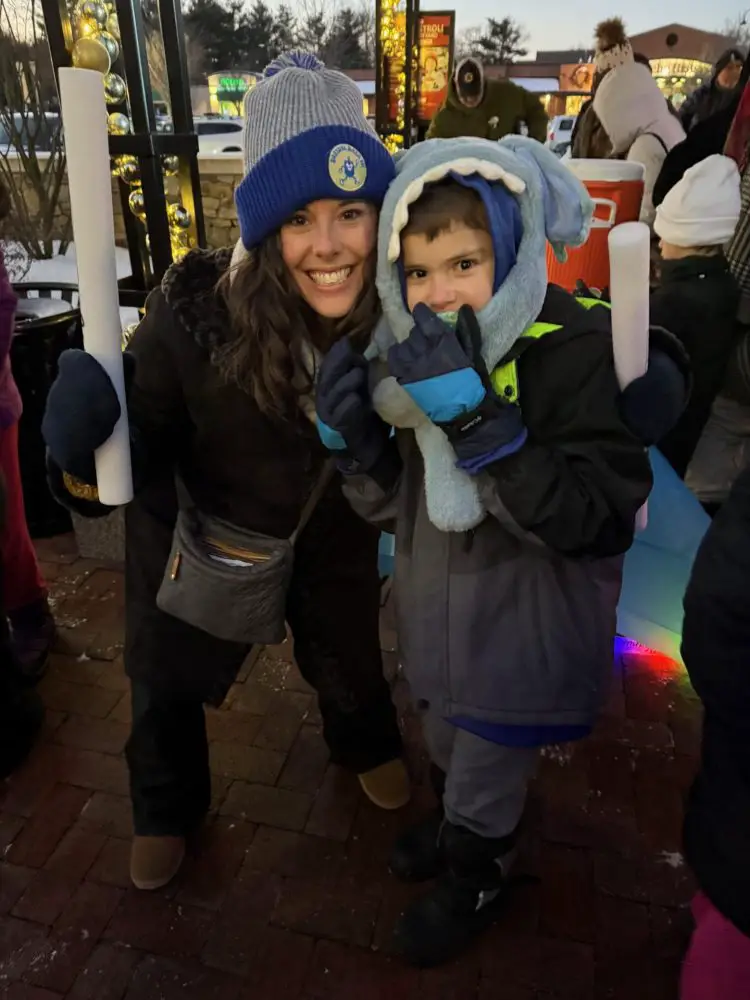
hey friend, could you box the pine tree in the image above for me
[271,4,298,59]
[476,16,528,65]
[183,0,240,72]
[324,7,369,69]
[242,0,276,71]
[297,10,328,58]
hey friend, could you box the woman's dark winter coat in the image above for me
[679,50,745,132]
[570,98,612,159]
[651,254,740,476]
[653,102,739,207]
[57,249,387,715]
[682,460,750,937]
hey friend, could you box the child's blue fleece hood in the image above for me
[375,135,593,364]
[370,137,594,533]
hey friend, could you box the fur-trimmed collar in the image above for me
[160,247,233,351]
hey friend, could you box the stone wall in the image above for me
[7,152,245,252]
[195,155,244,249]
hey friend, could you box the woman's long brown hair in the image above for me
[216,234,379,420]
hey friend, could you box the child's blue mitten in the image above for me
[388,304,527,473]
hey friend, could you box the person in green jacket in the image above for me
[426,56,547,142]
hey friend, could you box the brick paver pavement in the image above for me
[0,535,702,999]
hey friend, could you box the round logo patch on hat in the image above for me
[328,144,367,193]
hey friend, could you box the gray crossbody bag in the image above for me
[156,460,335,645]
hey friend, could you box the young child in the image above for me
[680,462,750,998]
[651,154,741,479]
[316,136,688,967]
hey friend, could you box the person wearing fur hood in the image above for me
[426,56,548,142]
[593,18,685,225]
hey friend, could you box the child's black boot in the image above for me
[392,820,517,967]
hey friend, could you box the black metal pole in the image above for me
[40,0,72,88]
[157,0,206,247]
[113,0,171,280]
[375,0,386,137]
[404,0,418,148]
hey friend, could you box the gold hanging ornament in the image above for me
[170,231,193,262]
[108,111,131,135]
[161,155,179,176]
[72,35,111,73]
[106,12,120,39]
[76,0,107,25]
[116,155,140,185]
[167,203,191,230]
[103,72,126,105]
[97,29,119,64]
[74,13,101,37]
[128,187,146,219]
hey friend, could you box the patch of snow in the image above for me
[540,744,573,765]
[25,244,141,331]
[658,850,684,869]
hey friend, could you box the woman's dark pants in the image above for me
[124,497,402,837]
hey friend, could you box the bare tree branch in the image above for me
[0,0,70,259]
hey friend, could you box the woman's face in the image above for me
[279,199,377,319]
[717,60,743,90]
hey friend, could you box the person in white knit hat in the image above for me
[650,154,741,480]
[593,17,685,225]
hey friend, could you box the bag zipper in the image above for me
[170,552,182,580]
[203,536,272,563]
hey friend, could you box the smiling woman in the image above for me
[41,51,407,895]
[218,196,379,418]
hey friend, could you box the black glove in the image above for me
[315,337,392,474]
[618,327,692,446]
[42,349,135,484]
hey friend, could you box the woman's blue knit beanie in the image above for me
[234,51,396,249]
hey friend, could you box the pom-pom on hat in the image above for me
[234,50,395,250]
[594,18,633,74]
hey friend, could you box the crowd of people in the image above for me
[1,14,749,994]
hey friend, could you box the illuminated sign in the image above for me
[417,12,455,121]
[218,77,247,91]
[650,58,710,79]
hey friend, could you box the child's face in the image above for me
[402,223,495,315]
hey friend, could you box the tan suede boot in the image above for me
[130,835,186,891]
[358,758,411,810]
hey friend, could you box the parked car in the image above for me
[194,117,244,153]
[545,114,576,156]
[0,112,61,156]
[155,115,244,153]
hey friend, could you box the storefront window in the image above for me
[207,74,259,116]
[650,58,710,103]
